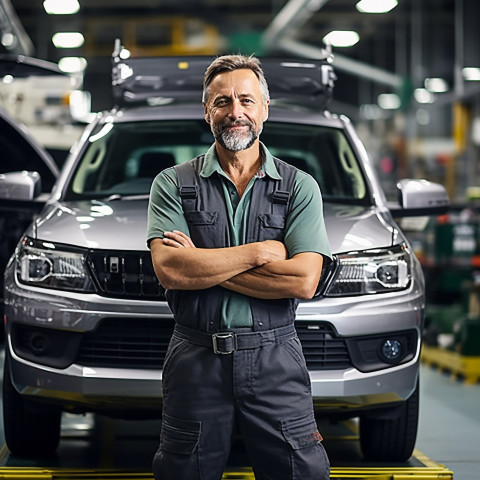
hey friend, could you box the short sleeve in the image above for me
[146,167,190,248]
[284,170,332,261]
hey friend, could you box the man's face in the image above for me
[203,69,269,152]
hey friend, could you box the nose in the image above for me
[228,98,244,120]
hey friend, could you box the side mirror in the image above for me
[0,171,42,201]
[389,179,450,217]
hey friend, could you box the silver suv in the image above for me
[2,48,449,460]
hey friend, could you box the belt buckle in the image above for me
[212,332,236,354]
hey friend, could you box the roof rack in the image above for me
[111,39,336,110]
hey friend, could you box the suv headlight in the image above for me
[16,237,95,292]
[325,244,411,296]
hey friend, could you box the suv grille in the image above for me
[88,250,165,300]
[296,322,352,370]
[77,317,174,369]
[77,318,351,371]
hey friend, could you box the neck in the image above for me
[216,141,262,196]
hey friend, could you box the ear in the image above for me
[203,103,210,124]
[263,100,269,122]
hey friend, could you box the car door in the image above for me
[0,106,59,336]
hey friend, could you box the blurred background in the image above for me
[2,0,480,201]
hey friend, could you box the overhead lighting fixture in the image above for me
[323,30,359,48]
[356,0,398,13]
[1,33,16,48]
[52,32,84,49]
[463,67,480,81]
[424,77,449,93]
[58,57,87,73]
[416,109,430,126]
[414,88,436,104]
[43,0,80,15]
[378,93,401,110]
[360,103,384,120]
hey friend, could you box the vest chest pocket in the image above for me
[185,211,218,225]
[184,211,220,247]
[258,214,286,241]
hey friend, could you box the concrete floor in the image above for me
[416,364,480,480]
[1,345,479,478]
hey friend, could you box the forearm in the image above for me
[221,252,323,300]
[151,239,264,290]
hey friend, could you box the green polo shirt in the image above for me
[147,142,331,329]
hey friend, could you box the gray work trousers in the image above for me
[152,327,330,480]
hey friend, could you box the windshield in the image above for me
[66,119,369,204]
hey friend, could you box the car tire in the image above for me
[359,378,419,462]
[3,351,62,457]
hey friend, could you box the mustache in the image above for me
[219,119,253,131]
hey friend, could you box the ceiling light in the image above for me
[323,30,359,48]
[356,0,398,13]
[1,33,15,48]
[463,67,480,81]
[360,103,384,120]
[424,77,448,93]
[119,48,131,60]
[58,57,87,73]
[416,109,430,126]
[414,88,436,104]
[378,93,401,110]
[43,0,80,15]
[52,32,84,49]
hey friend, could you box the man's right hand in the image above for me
[258,240,288,265]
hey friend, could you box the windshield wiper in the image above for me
[103,193,150,201]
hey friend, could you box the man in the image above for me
[147,54,331,480]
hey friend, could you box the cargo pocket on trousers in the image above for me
[161,413,201,455]
[156,414,202,479]
[281,413,330,480]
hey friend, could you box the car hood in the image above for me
[323,203,394,253]
[34,199,394,252]
[35,199,151,250]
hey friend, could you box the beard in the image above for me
[211,119,262,152]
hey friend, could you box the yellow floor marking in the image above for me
[0,461,454,479]
[421,344,480,384]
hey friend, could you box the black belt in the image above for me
[173,323,297,355]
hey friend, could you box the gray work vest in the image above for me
[166,154,299,333]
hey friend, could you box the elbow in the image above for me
[153,265,178,291]
[295,279,319,300]
[158,276,175,291]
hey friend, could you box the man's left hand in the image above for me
[162,230,196,248]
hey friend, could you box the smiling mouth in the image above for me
[224,122,250,130]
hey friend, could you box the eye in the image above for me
[214,98,229,107]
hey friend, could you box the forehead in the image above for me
[208,69,262,97]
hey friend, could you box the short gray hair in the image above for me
[202,54,270,103]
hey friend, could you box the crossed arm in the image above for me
[150,230,323,300]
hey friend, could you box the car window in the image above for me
[262,122,368,202]
[69,120,213,198]
[66,119,369,204]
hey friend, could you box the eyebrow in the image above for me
[212,93,255,102]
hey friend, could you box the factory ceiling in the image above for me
[2,0,480,116]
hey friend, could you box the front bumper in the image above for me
[4,269,423,415]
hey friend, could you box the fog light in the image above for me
[381,339,402,362]
[29,333,49,355]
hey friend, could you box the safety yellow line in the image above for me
[0,463,454,479]
[421,344,480,384]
